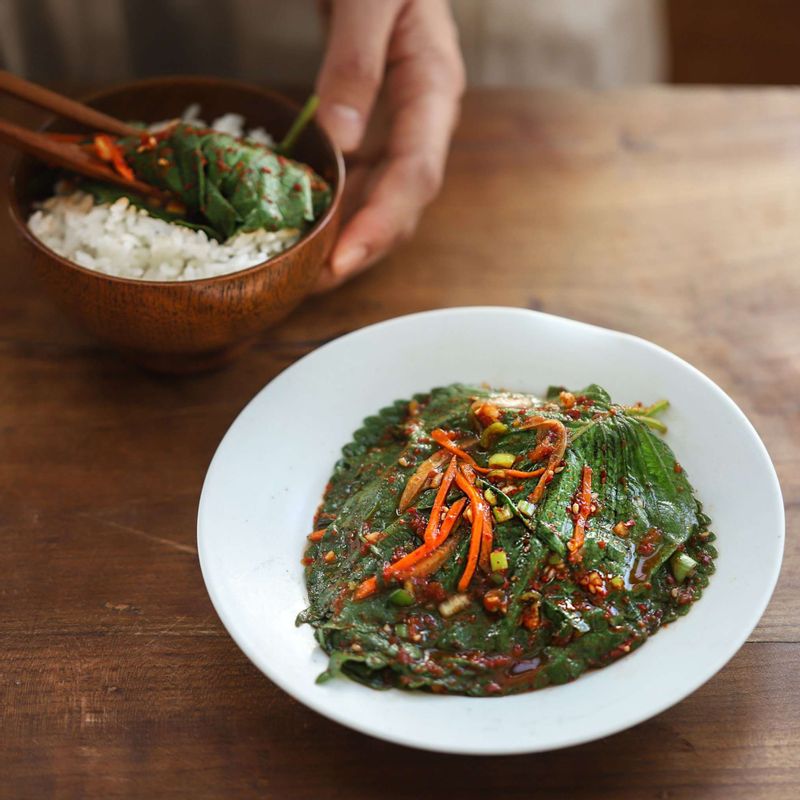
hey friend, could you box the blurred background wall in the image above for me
[0,0,799,88]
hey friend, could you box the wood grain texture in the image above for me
[1,87,798,799]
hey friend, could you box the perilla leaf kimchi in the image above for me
[299,384,716,696]
[80,123,331,241]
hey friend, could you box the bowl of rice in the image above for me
[9,76,344,372]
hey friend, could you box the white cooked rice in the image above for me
[27,109,292,282]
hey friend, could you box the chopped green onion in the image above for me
[388,588,415,607]
[517,499,536,517]
[645,399,670,417]
[477,477,566,558]
[395,623,408,638]
[493,506,513,523]
[670,552,697,583]
[637,415,668,435]
[480,421,508,448]
[488,452,516,468]
[547,553,562,566]
[490,572,505,586]
[609,576,625,590]
[490,550,509,572]
[483,488,498,506]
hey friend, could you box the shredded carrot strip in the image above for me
[431,429,485,471]
[423,457,458,544]
[110,150,135,182]
[517,417,567,503]
[93,134,135,182]
[527,442,554,463]
[93,134,113,161]
[388,498,467,580]
[567,465,593,564]
[431,429,544,479]
[403,536,458,580]
[354,419,568,600]
[353,576,377,600]
[430,496,467,547]
[353,497,468,600]
[500,467,546,479]
[455,465,486,592]
[308,529,326,542]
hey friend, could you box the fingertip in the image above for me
[332,242,369,275]
[317,103,365,153]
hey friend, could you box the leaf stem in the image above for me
[277,94,320,155]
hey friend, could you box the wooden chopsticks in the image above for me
[0,70,165,198]
[0,71,142,138]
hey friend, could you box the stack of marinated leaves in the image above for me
[299,384,717,696]
[84,123,331,241]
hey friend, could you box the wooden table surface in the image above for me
[2,88,798,799]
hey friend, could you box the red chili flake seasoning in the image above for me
[292,182,302,192]
[608,638,635,659]
[261,166,272,174]
[674,462,683,474]
[414,579,447,604]
[391,545,409,562]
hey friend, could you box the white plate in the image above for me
[198,307,784,754]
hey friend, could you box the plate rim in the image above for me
[197,306,785,755]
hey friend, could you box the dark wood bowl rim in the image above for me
[8,75,345,288]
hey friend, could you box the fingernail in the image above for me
[333,243,368,274]
[325,104,363,151]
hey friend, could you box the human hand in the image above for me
[314,0,465,291]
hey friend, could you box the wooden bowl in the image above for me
[9,76,344,373]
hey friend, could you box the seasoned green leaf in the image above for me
[114,123,331,240]
[300,384,716,696]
